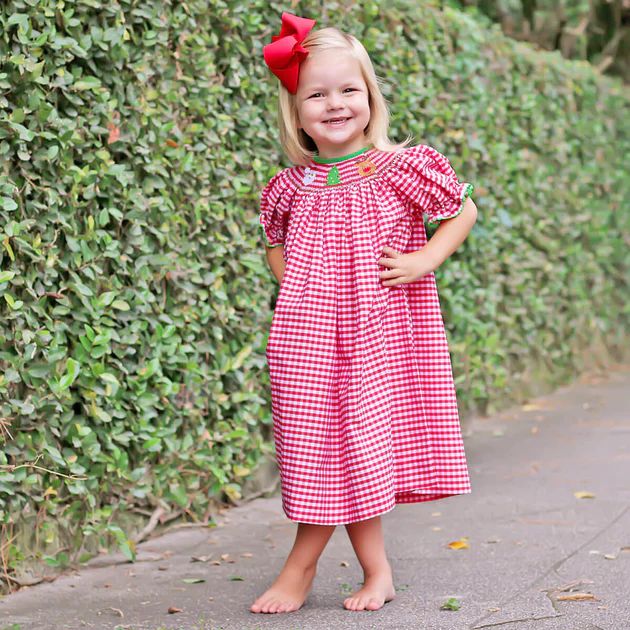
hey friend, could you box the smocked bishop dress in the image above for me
[259,144,474,526]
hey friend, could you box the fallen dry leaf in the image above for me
[574,491,596,499]
[522,402,546,411]
[167,606,183,614]
[340,560,349,567]
[543,578,595,600]
[448,537,469,550]
[240,552,254,558]
[191,555,212,563]
[561,578,594,590]
[556,592,596,601]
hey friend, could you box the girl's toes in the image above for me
[273,598,289,613]
[367,597,381,610]
[268,599,282,613]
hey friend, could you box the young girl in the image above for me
[252,12,476,615]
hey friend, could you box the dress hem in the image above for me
[282,489,472,525]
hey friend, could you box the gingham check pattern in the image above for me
[260,144,473,525]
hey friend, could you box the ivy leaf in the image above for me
[73,76,102,91]
[59,358,81,390]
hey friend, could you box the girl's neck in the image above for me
[312,146,371,164]
[313,141,372,162]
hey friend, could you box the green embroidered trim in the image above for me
[327,166,341,185]
[427,183,474,228]
[312,146,369,164]
[259,222,283,248]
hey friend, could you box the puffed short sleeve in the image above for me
[396,144,474,228]
[259,169,294,248]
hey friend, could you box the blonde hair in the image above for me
[276,27,412,166]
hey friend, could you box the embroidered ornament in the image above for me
[357,157,376,177]
[303,167,317,185]
[327,166,341,186]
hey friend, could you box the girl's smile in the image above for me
[296,49,371,159]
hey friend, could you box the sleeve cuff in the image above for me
[426,183,474,228]
[259,222,284,248]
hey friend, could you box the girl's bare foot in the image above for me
[250,563,317,614]
[343,565,396,611]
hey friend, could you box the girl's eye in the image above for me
[309,89,356,98]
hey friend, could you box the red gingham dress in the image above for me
[259,144,473,525]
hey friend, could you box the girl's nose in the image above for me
[327,93,343,109]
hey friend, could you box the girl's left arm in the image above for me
[378,197,477,286]
[420,196,478,271]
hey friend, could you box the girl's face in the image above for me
[296,49,371,159]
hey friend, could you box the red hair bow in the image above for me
[263,12,316,94]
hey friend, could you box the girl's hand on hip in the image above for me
[378,246,435,286]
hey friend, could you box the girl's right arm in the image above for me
[265,244,285,284]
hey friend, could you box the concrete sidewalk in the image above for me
[2,365,629,630]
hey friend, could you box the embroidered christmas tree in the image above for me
[327,166,341,186]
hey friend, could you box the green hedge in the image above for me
[1,0,628,580]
